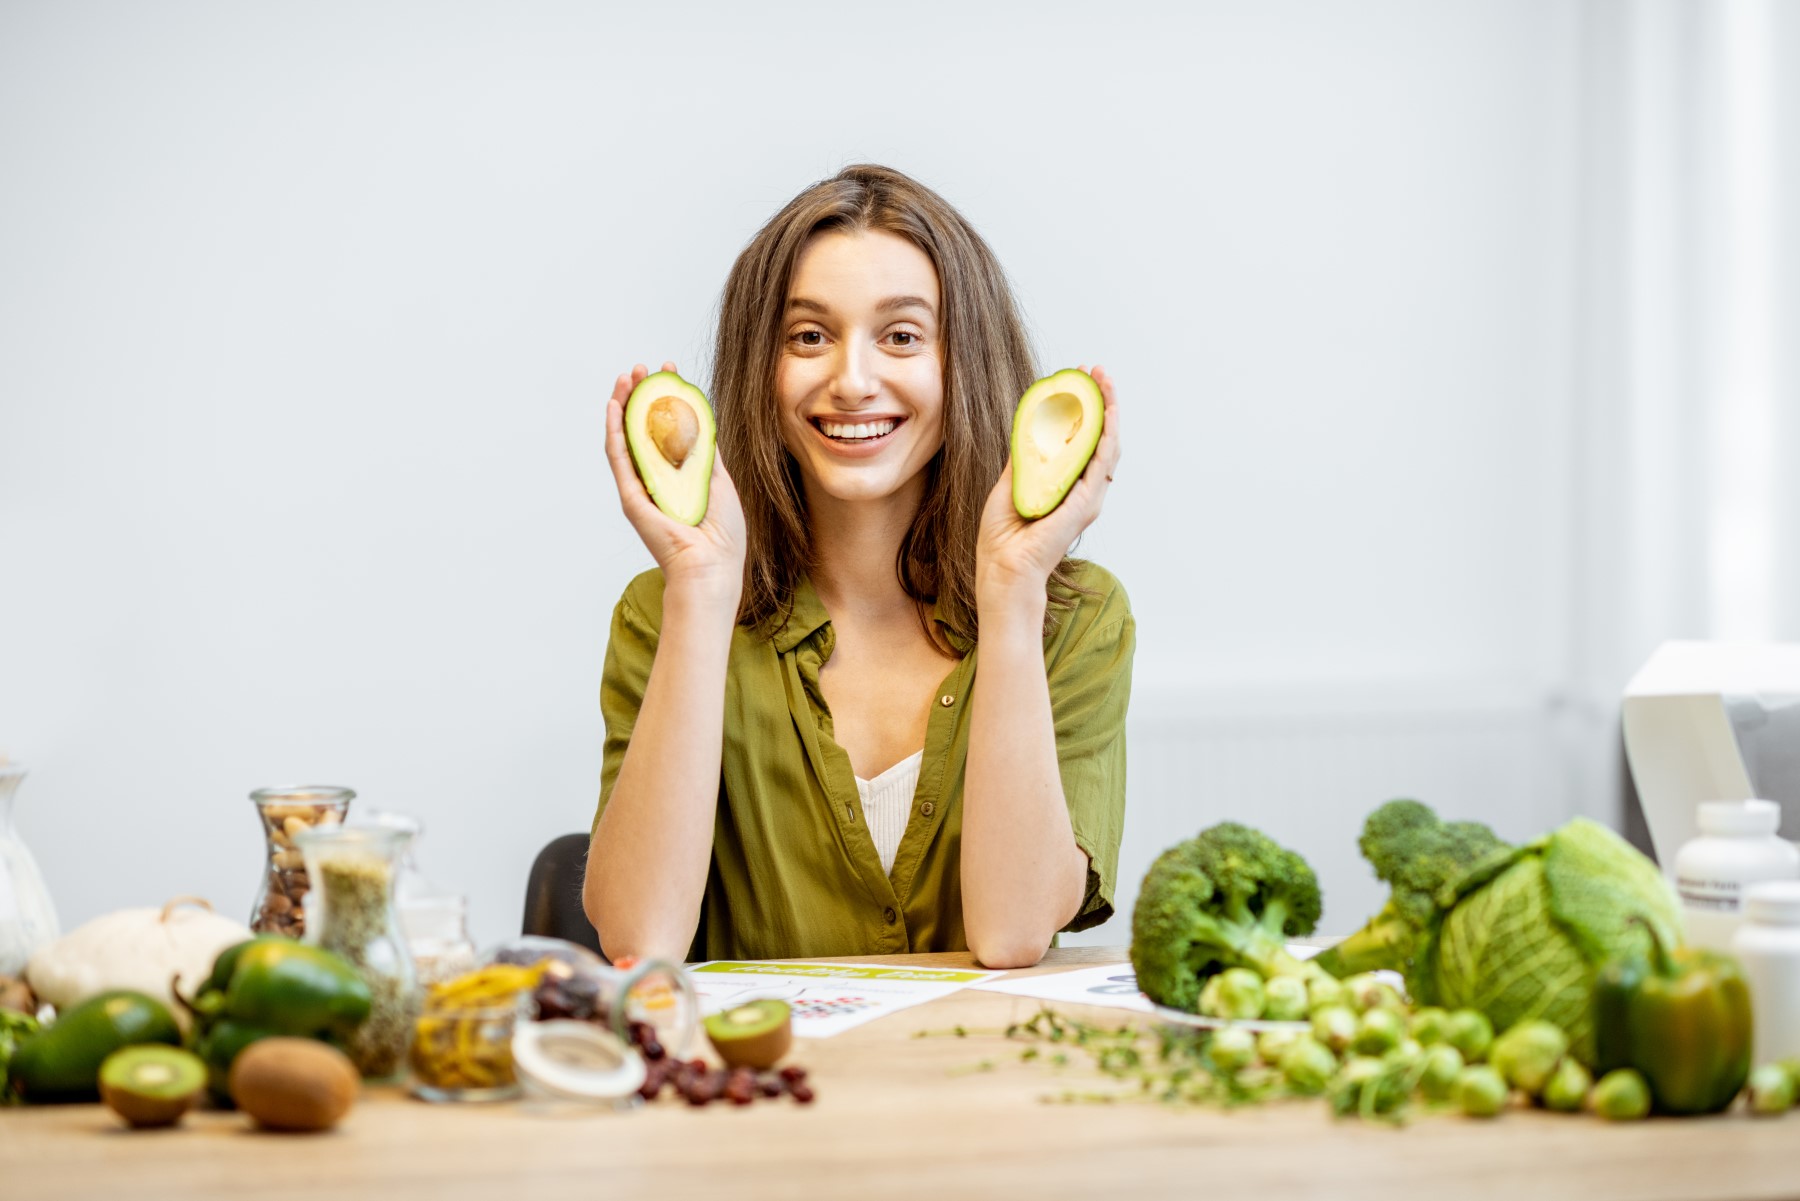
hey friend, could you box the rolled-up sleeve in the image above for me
[1046,568,1135,932]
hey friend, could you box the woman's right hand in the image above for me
[605,362,747,613]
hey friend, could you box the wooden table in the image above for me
[4,946,1798,1201]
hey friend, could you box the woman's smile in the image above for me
[808,414,907,455]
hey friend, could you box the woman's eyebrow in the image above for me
[785,296,936,317]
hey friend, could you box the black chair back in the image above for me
[521,832,603,956]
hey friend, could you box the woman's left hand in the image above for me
[975,364,1121,611]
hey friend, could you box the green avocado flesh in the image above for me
[1010,369,1103,519]
[625,371,716,526]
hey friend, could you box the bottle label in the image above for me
[1678,876,1744,913]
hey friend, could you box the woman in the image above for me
[583,165,1132,968]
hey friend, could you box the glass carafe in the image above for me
[0,763,60,977]
[248,785,353,937]
[295,823,421,1080]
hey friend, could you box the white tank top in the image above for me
[855,750,924,875]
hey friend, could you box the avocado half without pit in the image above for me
[703,998,793,1070]
[625,370,717,525]
[1010,369,1104,519]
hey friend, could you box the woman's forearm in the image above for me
[584,590,735,962]
[962,589,1090,969]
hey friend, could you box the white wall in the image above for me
[0,1,1585,948]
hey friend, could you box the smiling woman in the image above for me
[584,165,1134,969]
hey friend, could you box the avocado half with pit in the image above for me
[1010,369,1103,519]
[625,370,716,526]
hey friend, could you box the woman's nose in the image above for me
[829,341,877,406]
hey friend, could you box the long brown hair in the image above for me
[711,164,1081,646]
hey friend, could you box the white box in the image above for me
[1622,641,1800,865]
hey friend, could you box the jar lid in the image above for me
[512,1020,645,1102]
[1745,880,1800,926]
[1696,798,1782,836]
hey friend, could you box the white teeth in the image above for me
[820,419,896,440]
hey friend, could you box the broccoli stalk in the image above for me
[1313,799,1509,983]
[1130,822,1327,1013]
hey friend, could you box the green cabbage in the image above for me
[1417,818,1681,1064]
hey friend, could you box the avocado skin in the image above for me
[625,370,716,526]
[9,990,182,1102]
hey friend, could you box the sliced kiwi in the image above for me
[99,1045,206,1128]
[703,999,793,1070]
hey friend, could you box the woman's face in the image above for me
[776,228,945,509]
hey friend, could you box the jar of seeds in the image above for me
[248,785,354,937]
[294,822,422,1080]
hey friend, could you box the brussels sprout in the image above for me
[1418,1044,1465,1102]
[1591,1068,1652,1121]
[1343,974,1403,1014]
[1329,1055,1409,1118]
[1311,1006,1358,1056]
[1307,975,1348,1013]
[1280,1037,1338,1096]
[1198,974,1226,1018]
[1209,1026,1258,1074]
[1747,1064,1797,1116]
[1257,1028,1302,1065]
[1409,1007,1450,1046]
[1444,1009,1495,1063]
[1353,1008,1405,1057]
[1388,1038,1424,1073]
[1491,1020,1569,1097]
[1216,969,1266,1022]
[1262,976,1309,1022]
[1456,1065,1509,1118]
[1542,1056,1592,1113]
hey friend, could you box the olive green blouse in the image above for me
[592,560,1134,961]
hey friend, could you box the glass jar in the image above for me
[295,823,421,1080]
[248,785,353,937]
[403,893,478,987]
[0,762,60,977]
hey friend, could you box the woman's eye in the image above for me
[793,330,824,347]
[889,330,919,347]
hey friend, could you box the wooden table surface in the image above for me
[4,945,1799,1201]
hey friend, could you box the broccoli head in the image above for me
[1313,798,1509,983]
[1130,822,1326,1012]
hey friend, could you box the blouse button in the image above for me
[939,694,955,707]
[920,801,935,817]
[884,907,898,925]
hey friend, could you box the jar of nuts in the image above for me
[248,785,354,938]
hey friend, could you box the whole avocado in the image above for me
[9,990,181,1102]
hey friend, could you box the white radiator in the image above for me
[1064,683,1608,948]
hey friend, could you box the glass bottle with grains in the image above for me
[294,823,422,1079]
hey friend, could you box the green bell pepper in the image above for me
[205,937,372,1038]
[1592,919,1751,1115]
[186,937,372,1101]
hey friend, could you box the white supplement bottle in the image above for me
[1732,881,1800,1065]
[1673,799,1800,952]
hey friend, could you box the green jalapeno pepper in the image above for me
[1592,919,1751,1115]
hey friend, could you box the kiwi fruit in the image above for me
[229,1037,360,1133]
[703,999,793,1070]
[99,1045,206,1128]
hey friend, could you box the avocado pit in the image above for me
[647,396,699,468]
